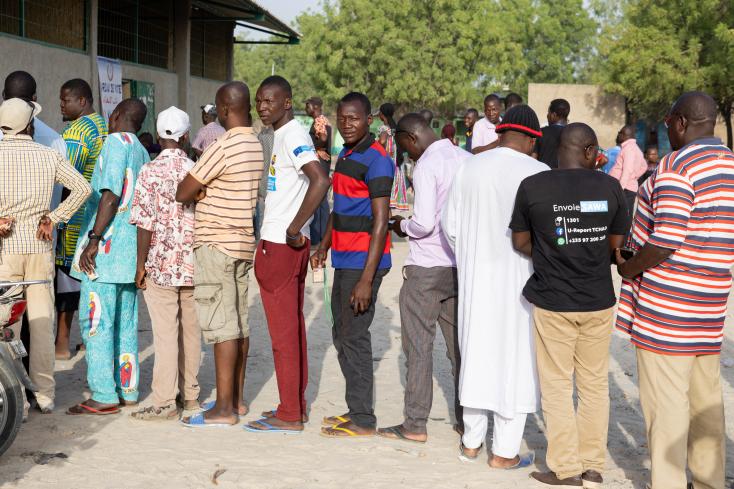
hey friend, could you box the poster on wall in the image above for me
[97,56,122,122]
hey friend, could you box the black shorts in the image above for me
[55,265,80,313]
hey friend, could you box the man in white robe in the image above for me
[442,105,546,468]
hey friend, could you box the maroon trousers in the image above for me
[254,240,310,422]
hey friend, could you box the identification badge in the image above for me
[267,175,276,192]
[267,161,276,192]
[9,339,27,359]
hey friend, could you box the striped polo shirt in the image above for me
[331,135,395,270]
[189,126,263,261]
[616,138,734,355]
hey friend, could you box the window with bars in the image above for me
[190,19,232,81]
[0,0,86,50]
[98,0,171,70]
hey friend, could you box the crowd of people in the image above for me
[0,68,732,489]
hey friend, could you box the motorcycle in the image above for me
[0,280,44,457]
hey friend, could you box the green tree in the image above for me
[596,0,734,147]
[235,0,598,116]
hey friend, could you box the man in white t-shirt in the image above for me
[471,94,502,154]
[246,76,330,434]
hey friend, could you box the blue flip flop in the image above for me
[498,452,535,470]
[180,412,236,428]
[243,418,302,435]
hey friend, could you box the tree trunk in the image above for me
[721,103,733,149]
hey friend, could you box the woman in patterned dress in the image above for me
[377,103,409,212]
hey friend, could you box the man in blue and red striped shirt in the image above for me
[616,92,734,489]
[311,92,394,437]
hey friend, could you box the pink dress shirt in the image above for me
[192,121,226,152]
[609,139,647,193]
[400,139,470,267]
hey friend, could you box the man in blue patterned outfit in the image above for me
[67,99,149,415]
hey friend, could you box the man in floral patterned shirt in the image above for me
[129,106,201,420]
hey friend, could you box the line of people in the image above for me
[0,68,732,489]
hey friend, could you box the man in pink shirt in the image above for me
[377,113,469,443]
[191,104,225,158]
[609,125,647,213]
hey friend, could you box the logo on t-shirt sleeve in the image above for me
[293,145,315,157]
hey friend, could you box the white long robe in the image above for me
[441,147,546,419]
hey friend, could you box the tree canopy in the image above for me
[235,0,596,115]
[595,0,734,146]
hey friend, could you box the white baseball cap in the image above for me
[0,98,42,135]
[201,104,216,115]
[156,106,190,141]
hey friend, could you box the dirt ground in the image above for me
[0,240,732,489]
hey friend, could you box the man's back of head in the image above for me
[549,99,570,122]
[3,71,36,101]
[505,93,523,111]
[559,122,598,169]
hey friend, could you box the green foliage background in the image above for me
[235,0,596,115]
[235,0,734,145]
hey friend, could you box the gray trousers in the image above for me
[400,265,462,434]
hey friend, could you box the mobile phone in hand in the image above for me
[619,248,635,261]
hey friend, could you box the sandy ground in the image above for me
[1,239,733,489]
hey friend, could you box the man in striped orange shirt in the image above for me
[616,92,734,489]
[177,82,263,427]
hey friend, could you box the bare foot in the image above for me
[202,404,238,425]
[247,416,303,431]
[376,424,427,443]
[321,420,375,437]
[233,403,249,416]
[488,454,520,468]
[261,409,308,423]
[460,442,482,459]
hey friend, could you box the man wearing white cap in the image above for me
[192,103,225,158]
[129,107,201,420]
[0,98,91,412]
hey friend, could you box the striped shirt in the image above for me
[0,134,91,255]
[331,135,394,270]
[189,127,263,260]
[616,137,734,355]
[57,112,107,267]
[192,121,226,152]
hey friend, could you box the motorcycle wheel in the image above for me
[0,356,24,457]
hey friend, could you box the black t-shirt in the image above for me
[533,124,564,168]
[510,169,630,312]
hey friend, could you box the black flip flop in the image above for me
[376,425,426,444]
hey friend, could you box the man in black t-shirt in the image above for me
[305,96,332,245]
[510,123,629,488]
[532,98,570,168]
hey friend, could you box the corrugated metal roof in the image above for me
[192,0,300,41]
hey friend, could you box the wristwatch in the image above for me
[87,230,102,241]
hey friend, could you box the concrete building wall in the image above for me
[0,35,91,133]
[528,83,626,149]
[120,61,178,115]
[190,76,224,134]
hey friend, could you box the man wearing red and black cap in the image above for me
[510,123,630,487]
[442,105,546,469]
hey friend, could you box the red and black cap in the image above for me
[495,104,542,138]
